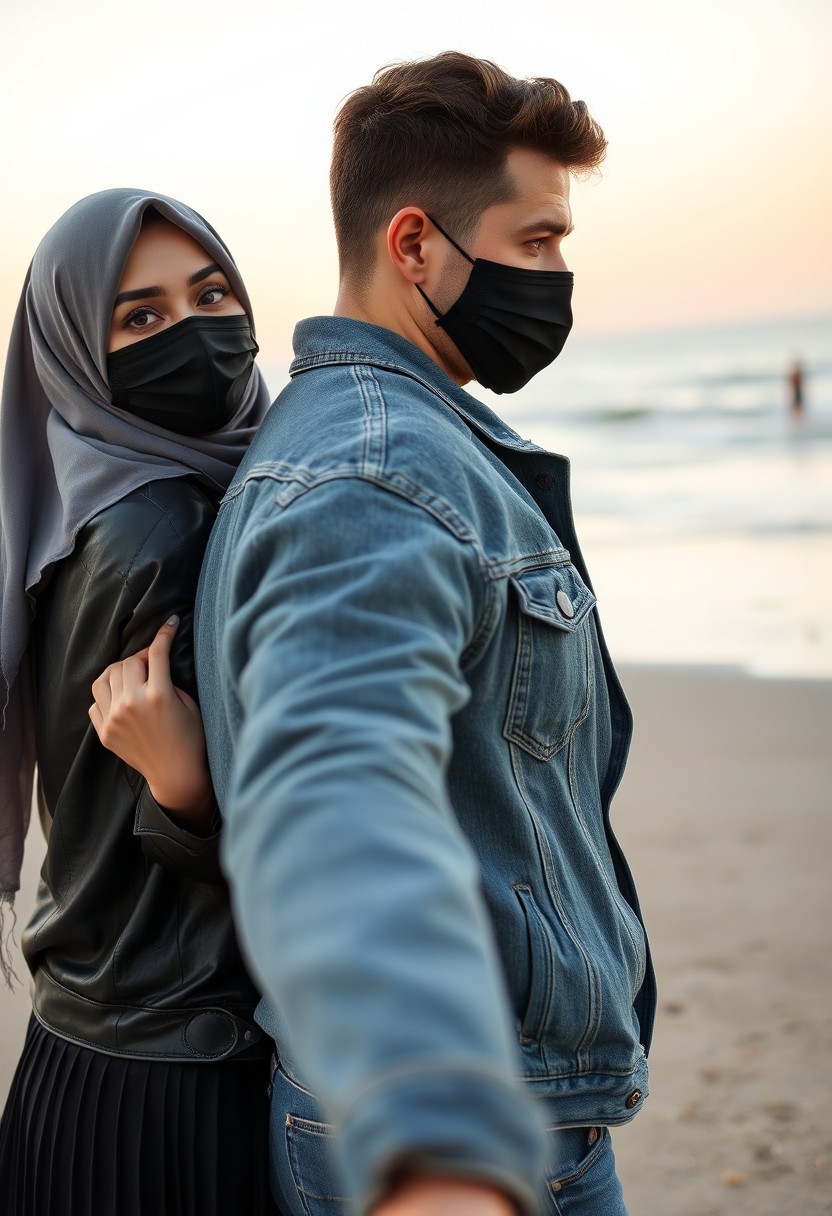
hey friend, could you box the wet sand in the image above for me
[2,664,830,1214]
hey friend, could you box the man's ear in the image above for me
[385,209,436,285]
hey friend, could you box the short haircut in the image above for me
[331,51,607,283]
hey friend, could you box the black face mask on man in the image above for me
[416,216,574,395]
[107,314,258,435]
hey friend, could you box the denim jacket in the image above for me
[196,316,656,1213]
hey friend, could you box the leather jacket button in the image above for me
[184,1011,237,1057]
[625,1088,643,1109]
[534,473,553,490]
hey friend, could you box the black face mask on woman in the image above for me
[416,216,574,395]
[107,314,259,435]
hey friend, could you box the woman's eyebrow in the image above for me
[187,262,223,286]
[113,284,164,307]
[112,264,224,308]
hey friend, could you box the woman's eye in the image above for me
[124,307,161,331]
[198,284,230,306]
[528,238,545,252]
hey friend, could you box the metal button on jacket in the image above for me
[556,589,575,619]
[625,1089,643,1109]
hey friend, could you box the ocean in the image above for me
[262,312,832,678]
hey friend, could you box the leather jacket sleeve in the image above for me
[133,785,222,880]
[34,478,223,883]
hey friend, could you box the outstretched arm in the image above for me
[206,477,544,1213]
[89,616,214,833]
[373,1177,517,1216]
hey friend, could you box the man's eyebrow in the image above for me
[113,285,164,307]
[516,219,575,237]
[187,262,223,286]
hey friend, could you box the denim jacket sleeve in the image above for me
[220,475,545,1213]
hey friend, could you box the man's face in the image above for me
[468,147,573,272]
[425,147,573,382]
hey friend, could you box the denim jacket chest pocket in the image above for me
[504,562,596,761]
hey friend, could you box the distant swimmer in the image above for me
[788,358,805,420]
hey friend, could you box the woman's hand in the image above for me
[89,616,215,832]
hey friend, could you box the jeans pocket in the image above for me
[542,1127,628,1216]
[270,1064,350,1216]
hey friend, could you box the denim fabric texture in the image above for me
[269,1057,628,1216]
[541,1125,628,1216]
[269,1061,348,1216]
[195,317,656,1214]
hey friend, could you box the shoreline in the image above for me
[2,662,830,1214]
[580,529,832,682]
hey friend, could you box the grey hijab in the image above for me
[0,188,271,949]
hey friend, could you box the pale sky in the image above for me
[1,0,830,365]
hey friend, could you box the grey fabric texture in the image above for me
[0,188,271,906]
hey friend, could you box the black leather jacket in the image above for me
[23,479,266,1063]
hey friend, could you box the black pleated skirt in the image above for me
[0,1015,279,1216]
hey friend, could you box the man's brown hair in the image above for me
[331,51,606,283]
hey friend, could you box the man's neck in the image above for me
[333,286,463,385]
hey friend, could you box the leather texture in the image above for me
[23,479,264,1061]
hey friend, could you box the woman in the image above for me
[0,189,276,1215]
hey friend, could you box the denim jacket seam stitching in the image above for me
[223,467,522,669]
[352,363,387,477]
[566,707,646,993]
[225,465,492,564]
[291,353,542,451]
[496,550,572,577]
[461,573,502,669]
[232,467,498,670]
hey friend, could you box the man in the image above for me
[196,52,656,1216]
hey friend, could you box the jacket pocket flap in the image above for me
[509,564,596,632]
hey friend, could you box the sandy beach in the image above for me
[1,663,830,1215]
[611,666,832,1216]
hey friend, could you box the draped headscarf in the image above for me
[0,189,272,967]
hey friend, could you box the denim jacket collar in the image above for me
[290,316,550,458]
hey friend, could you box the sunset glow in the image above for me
[1,0,829,364]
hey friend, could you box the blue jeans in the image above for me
[268,1061,628,1216]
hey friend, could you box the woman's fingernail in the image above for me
[167,614,180,626]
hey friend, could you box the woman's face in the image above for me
[108,220,245,353]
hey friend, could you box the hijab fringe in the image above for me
[0,890,21,990]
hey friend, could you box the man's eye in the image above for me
[198,284,230,306]
[529,238,545,251]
